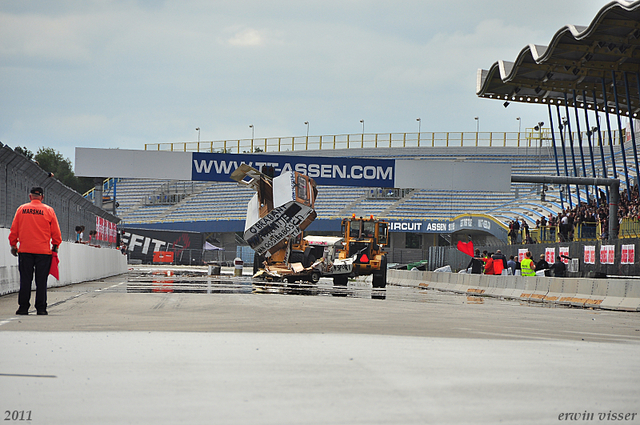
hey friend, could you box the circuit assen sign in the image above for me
[388,220,452,233]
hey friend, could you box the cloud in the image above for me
[0,0,615,162]
[227,28,265,47]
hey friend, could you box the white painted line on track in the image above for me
[0,317,20,328]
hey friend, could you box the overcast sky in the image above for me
[0,0,612,166]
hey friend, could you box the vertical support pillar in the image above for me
[564,93,581,205]
[623,72,640,191]
[112,178,117,216]
[582,90,600,205]
[602,77,618,180]
[594,89,610,203]
[572,90,590,201]
[94,178,103,209]
[556,104,572,208]
[609,179,620,241]
[547,104,564,209]
[611,71,631,201]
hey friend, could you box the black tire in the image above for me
[304,255,316,268]
[372,255,387,288]
[290,251,305,264]
[333,275,348,286]
[309,271,320,283]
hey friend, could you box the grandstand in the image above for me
[109,141,610,228]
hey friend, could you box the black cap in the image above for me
[30,187,44,196]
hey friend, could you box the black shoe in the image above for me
[16,309,29,315]
[37,310,48,316]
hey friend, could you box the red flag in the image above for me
[49,252,59,280]
[456,240,474,257]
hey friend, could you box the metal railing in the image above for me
[620,219,640,238]
[145,129,623,154]
[515,223,602,244]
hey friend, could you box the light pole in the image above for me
[534,121,544,172]
[416,118,421,145]
[360,119,365,145]
[304,121,309,137]
[195,127,200,143]
[474,116,479,132]
[249,124,254,140]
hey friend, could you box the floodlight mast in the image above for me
[511,174,619,241]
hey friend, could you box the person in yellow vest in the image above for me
[520,251,536,276]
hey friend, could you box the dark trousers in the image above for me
[18,253,52,312]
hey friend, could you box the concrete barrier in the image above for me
[389,268,640,312]
[601,280,626,310]
[619,281,640,311]
[1,228,128,297]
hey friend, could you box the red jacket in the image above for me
[492,257,504,275]
[483,257,494,275]
[9,199,62,255]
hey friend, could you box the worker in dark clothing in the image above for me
[535,254,549,271]
[550,256,567,277]
[467,249,484,274]
[535,253,551,277]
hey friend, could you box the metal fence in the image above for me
[0,143,119,243]
[145,129,623,154]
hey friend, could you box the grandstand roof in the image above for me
[476,0,640,117]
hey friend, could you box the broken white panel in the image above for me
[244,193,261,232]
[273,171,295,208]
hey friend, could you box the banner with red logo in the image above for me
[559,247,569,264]
[584,246,596,264]
[600,245,615,265]
[545,247,555,263]
[621,244,635,265]
[95,216,116,242]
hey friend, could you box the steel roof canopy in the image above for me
[477,0,640,117]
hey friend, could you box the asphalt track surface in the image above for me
[1,266,639,425]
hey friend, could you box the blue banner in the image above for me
[191,152,395,187]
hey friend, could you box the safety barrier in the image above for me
[0,229,128,297]
[387,268,640,311]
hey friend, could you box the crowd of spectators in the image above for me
[524,185,640,242]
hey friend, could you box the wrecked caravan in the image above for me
[230,164,318,257]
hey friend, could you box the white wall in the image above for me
[0,228,128,296]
